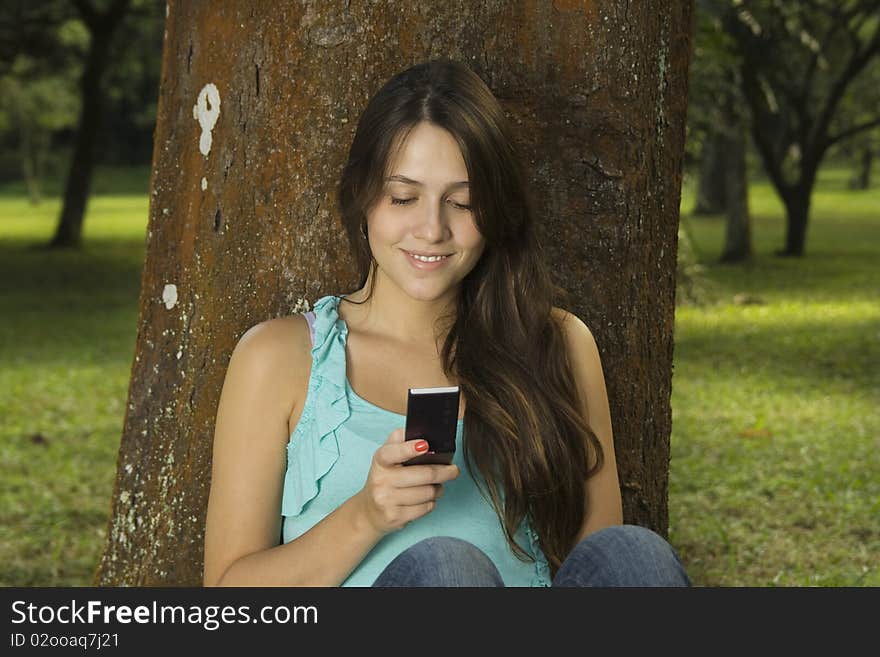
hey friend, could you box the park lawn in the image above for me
[0,168,149,585]
[671,166,880,586]
[0,164,877,586]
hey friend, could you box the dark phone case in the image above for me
[403,386,460,466]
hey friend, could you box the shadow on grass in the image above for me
[0,237,145,366]
[675,312,880,396]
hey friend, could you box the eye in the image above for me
[450,201,472,211]
[390,197,414,205]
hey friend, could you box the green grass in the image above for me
[0,167,149,586]
[0,163,877,586]
[670,165,880,586]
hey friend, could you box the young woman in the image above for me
[203,59,690,587]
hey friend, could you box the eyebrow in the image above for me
[385,175,469,189]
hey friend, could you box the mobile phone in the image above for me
[402,385,460,466]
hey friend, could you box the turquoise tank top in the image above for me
[280,294,551,586]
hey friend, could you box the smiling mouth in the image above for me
[404,250,453,259]
[405,249,453,255]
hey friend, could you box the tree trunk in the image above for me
[779,187,812,257]
[96,0,694,585]
[852,145,872,190]
[19,121,41,206]
[720,96,751,263]
[692,131,727,215]
[48,2,130,248]
[777,158,819,257]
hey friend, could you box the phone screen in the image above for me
[403,386,460,466]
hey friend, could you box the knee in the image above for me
[406,536,497,573]
[374,536,504,587]
[558,524,691,587]
[579,524,677,558]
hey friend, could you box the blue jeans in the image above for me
[371,524,691,587]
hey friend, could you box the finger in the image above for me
[390,484,443,506]
[421,463,459,482]
[387,463,459,488]
[417,463,459,483]
[374,429,410,467]
[377,434,433,467]
[400,500,437,524]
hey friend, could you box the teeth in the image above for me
[411,253,447,262]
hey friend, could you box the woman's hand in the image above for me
[354,428,459,535]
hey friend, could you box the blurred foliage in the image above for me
[0,0,164,183]
[0,57,81,134]
[686,1,880,255]
[685,0,747,169]
[687,0,880,178]
[99,0,164,164]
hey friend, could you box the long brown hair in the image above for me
[336,59,604,577]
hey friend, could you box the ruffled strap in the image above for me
[281,295,351,517]
[524,522,552,587]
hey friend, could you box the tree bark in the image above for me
[96,0,694,585]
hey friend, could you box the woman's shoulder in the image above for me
[551,305,583,331]
[550,306,599,354]
[551,305,592,329]
[550,306,569,324]
[231,314,313,389]
[238,313,311,354]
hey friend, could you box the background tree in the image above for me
[0,1,72,74]
[688,0,754,262]
[834,57,880,189]
[0,2,83,198]
[48,0,133,248]
[720,0,880,256]
[847,134,877,188]
[97,0,164,168]
[96,1,694,585]
[688,3,735,216]
[0,0,163,232]
[0,56,80,205]
[718,72,753,263]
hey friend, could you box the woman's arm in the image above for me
[203,319,383,587]
[555,310,624,542]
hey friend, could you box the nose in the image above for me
[412,199,449,242]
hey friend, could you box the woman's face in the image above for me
[365,121,486,302]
